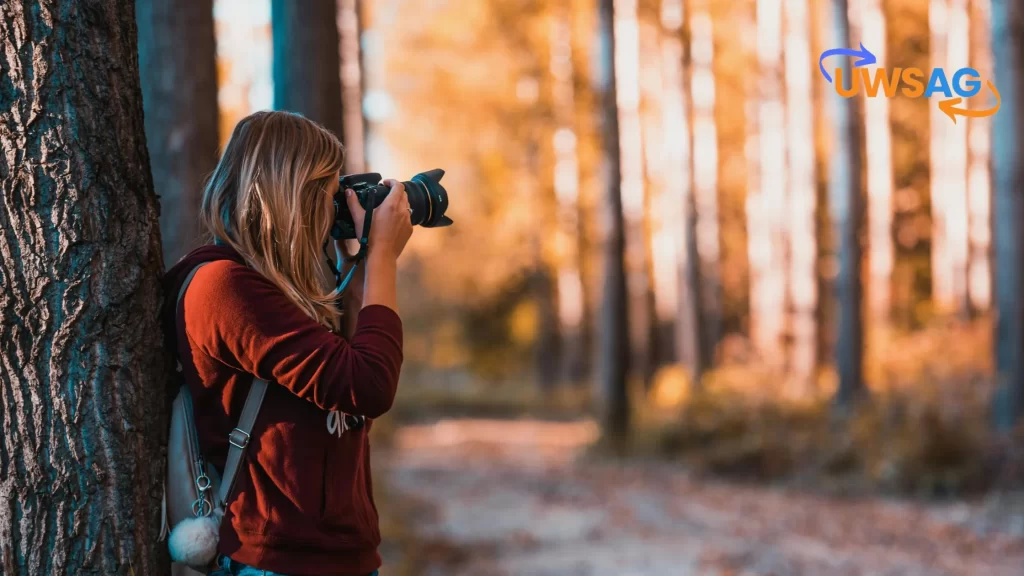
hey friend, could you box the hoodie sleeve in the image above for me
[182,260,403,417]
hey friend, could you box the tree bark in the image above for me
[991,0,1024,429]
[272,0,345,141]
[829,0,867,409]
[137,0,219,267]
[598,0,631,449]
[0,1,169,574]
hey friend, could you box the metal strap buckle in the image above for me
[228,428,250,449]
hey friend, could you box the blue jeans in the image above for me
[210,554,379,576]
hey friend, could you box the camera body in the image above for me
[331,170,452,240]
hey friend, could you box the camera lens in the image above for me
[406,169,452,228]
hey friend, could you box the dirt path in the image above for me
[384,419,1024,575]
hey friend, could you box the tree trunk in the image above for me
[272,0,344,140]
[848,0,895,329]
[137,0,219,268]
[638,9,670,383]
[885,0,932,331]
[991,0,1024,429]
[929,0,971,317]
[339,0,367,173]
[571,0,599,386]
[550,5,588,387]
[689,2,721,372]
[810,0,835,372]
[967,0,992,313]
[783,0,820,385]
[611,0,653,389]
[750,0,788,371]
[709,0,751,348]
[830,0,867,409]
[598,0,631,449]
[0,1,169,574]
[661,0,708,387]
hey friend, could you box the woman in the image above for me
[162,110,412,576]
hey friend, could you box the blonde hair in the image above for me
[201,110,345,330]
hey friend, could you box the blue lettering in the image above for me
[953,67,981,97]
[924,67,953,98]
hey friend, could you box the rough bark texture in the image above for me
[137,0,219,267]
[830,0,866,409]
[0,1,169,574]
[598,0,630,449]
[991,0,1024,429]
[272,0,345,141]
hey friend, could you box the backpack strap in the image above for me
[175,261,269,509]
[219,378,267,506]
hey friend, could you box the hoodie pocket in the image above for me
[320,429,376,545]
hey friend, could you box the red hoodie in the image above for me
[162,245,402,576]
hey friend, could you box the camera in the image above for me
[331,169,453,240]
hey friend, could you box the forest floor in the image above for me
[378,418,1024,576]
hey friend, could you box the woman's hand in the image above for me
[343,178,412,312]
[370,179,413,260]
[342,179,413,260]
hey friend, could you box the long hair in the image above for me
[201,111,345,330]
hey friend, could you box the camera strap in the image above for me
[327,203,374,297]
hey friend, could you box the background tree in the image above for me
[930,0,972,318]
[688,0,721,373]
[711,0,752,360]
[137,0,220,266]
[0,0,168,573]
[966,0,992,314]
[272,0,345,140]
[829,0,867,408]
[598,0,631,448]
[810,0,836,371]
[784,0,820,383]
[571,0,601,386]
[660,0,709,386]
[991,0,1024,429]
[886,0,934,331]
[750,0,788,370]
[614,0,655,388]
[339,0,368,173]
[851,0,896,330]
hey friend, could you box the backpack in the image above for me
[158,262,269,573]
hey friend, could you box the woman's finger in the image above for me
[344,188,365,218]
[379,179,406,208]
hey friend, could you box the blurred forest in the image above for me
[6,0,1024,573]
[192,0,1024,493]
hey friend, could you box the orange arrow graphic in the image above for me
[938,80,1001,124]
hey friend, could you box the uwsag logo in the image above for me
[818,43,1000,124]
